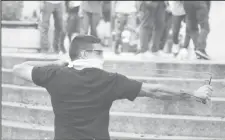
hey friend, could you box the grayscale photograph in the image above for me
[1,1,225,140]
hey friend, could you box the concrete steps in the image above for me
[2,52,225,139]
[3,69,225,97]
[2,53,225,78]
[3,120,221,140]
[2,84,225,117]
[2,102,225,138]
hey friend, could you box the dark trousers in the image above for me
[40,2,65,53]
[81,11,101,37]
[172,15,191,48]
[183,1,210,51]
[139,2,166,53]
[159,11,172,51]
[102,2,111,22]
[66,7,81,42]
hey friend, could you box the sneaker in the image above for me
[176,48,188,60]
[195,49,211,60]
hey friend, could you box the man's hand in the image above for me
[193,85,213,100]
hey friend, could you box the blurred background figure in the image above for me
[39,1,66,54]
[168,1,191,60]
[183,1,211,60]
[102,1,111,23]
[112,1,137,54]
[79,1,102,37]
[158,1,173,58]
[136,1,167,58]
[96,1,111,47]
[65,1,81,43]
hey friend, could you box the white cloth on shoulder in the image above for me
[67,59,104,70]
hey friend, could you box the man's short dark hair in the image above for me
[69,35,101,60]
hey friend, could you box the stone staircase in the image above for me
[2,19,225,139]
[2,52,225,140]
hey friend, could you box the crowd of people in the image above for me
[38,1,211,60]
[113,1,211,60]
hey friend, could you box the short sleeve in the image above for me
[32,66,58,88]
[114,73,142,101]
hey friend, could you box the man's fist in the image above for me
[193,85,213,100]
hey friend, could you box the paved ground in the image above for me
[2,2,225,61]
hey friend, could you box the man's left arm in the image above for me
[12,60,68,85]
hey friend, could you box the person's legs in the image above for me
[81,11,91,35]
[171,15,185,55]
[159,11,172,51]
[196,1,210,51]
[102,1,111,22]
[151,2,166,53]
[172,15,185,45]
[138,6,155,54]
[183,25,191,49]
[52,3,65,53]
[90,12,101,37]
[40,2,54,52]
[67,7,80,42]
[113,14,127,54]
[139,26,152,53]
[184,1,210,59]
[183,1,199,51]
[176,24,191,60]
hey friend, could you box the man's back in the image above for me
[32,66,142,139]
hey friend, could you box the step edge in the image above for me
[2,84,225,101]
[3,69,225,81]
[3,52,225,64]
[2,120,221,140]
[2,101,225,122]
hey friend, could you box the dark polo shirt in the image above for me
[32,65,142,140]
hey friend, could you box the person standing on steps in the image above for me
[13,34,212,140]
[167,1,191,60]
[112,1,137,54]
[183,1,211,60]
[136,1,167,58]
[158,1,173,57]
[39,1,66,54]
[79,1,102,38]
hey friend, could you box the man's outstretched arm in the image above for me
[138,83,212,102]
[112,73,212,103]
[13,60,68,82]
